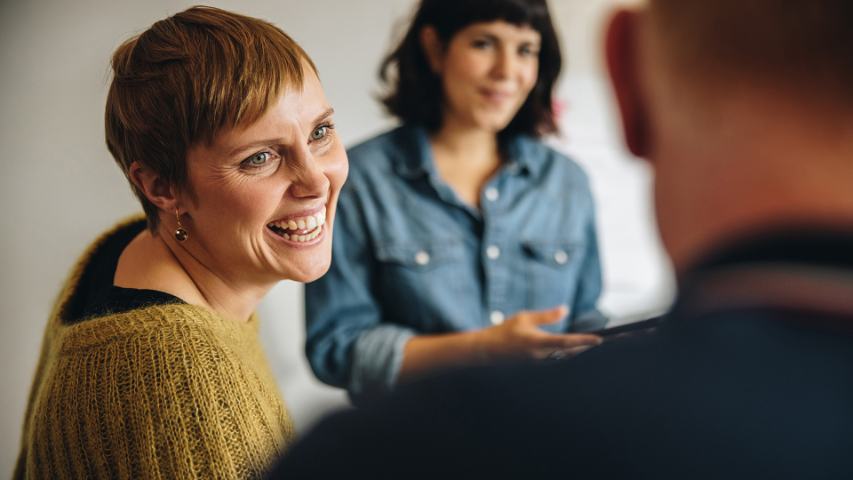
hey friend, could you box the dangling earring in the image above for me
[174,208,188,242]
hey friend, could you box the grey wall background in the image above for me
[0,0,671,473]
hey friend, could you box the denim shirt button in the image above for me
[554,249,569,265]
[414,250,431,266]
[484,187,499,202]
[486,245,501,260]
[490,310,505,325]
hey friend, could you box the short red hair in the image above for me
[105,6,316,230]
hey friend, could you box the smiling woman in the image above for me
[14,6,346,480]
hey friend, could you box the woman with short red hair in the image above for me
[15,6,347,479]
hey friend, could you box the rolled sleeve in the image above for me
[349,325,416,400]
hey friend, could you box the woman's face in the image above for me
[181,69,348,284]
[437,21,541,132]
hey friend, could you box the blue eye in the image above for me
[311,126,328,141]
[311,123,335,142]
[250,152,270,165]
[242,151,274,169]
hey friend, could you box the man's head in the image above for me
[606,0,853,271]
[645,1,853,101]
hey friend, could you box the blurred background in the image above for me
[0,0,671,472]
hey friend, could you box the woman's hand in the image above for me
[401,306,602,381]
[476,306,602,362]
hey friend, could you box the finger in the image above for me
[520,305,569,326]
[526,332,603,349]
[533,345,594,360]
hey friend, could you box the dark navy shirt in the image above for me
[305,125,606,397]
[278,228,853,479]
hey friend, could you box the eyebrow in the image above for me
[473,31,541,46]
[313,107,336,125]
[226,106,336,157]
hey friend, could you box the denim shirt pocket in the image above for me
[521,240,584,331]
[374,238,471,331]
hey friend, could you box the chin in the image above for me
[472,113,514,133]
[283,259,332,283]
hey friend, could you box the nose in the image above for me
[286,147,330,200]
[490,46,515,80]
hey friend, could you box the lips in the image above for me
[479,88,514,104]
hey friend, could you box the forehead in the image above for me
[204,70,329,154]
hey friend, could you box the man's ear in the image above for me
[606,9,651,158]
[420,26,444,74]
[128,161,179,215]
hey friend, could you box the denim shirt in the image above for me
[305,125,606,399]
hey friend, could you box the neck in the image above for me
[654,92,853,273]
[116,230,271,322]
[431,114,500,167]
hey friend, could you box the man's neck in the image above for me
[655,94,853,273]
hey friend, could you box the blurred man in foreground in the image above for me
[272,1,853,477]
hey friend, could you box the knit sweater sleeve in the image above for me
[20,308,293,480]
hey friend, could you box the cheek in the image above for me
[199,181,285,225]
[521,64,539,91]
[326,148,349,191]
[446,55,485,89]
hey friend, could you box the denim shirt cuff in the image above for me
[349,325,416,397]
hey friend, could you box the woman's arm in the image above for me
[400,306,602,380]
[305,186,417,399]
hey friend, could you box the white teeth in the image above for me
[270,224,324,243]
[269,207,328,236]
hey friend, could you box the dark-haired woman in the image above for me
[306,0,605,402]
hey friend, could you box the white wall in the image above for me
[0,0,672,473]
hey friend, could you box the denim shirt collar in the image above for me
[392,124,545,179]
[391,125,436,179]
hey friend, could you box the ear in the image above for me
[419,26,444,74]
[605,9,651,158]
[128,161,181,217]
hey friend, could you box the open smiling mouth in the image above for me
[267,207,326,243]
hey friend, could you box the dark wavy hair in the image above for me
[379,0,562,139]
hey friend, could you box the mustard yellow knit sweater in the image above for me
[15,220,294,479]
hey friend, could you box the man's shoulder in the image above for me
[277,312,853,478]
